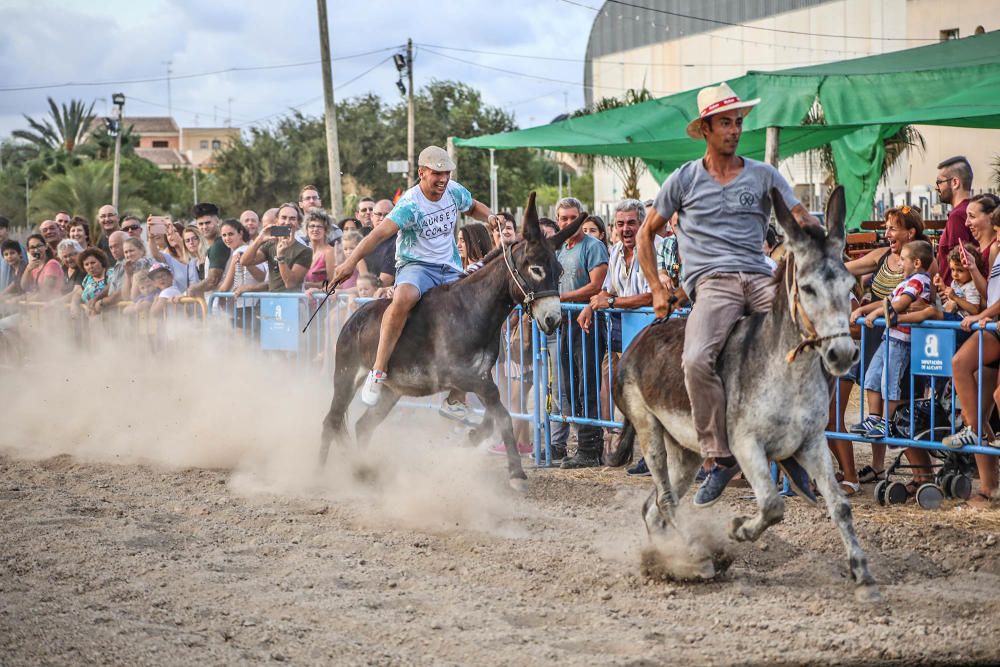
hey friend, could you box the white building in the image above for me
[584,0,997,215]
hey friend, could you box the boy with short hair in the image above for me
[850,240,934,439]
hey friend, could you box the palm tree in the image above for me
[804,104,925,185]
[30,161,148,237]
[573,88,654,200]
[13,97,96,154]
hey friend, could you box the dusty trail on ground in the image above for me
[3,408,1000,666]
[3,326,1000,665]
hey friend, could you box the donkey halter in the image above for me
[502,241,559,314]
[784,252,851,363]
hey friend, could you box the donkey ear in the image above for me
[549,210,587,249]
[521,191,541,243]
[824,185,847,251]
[771,187,806,247]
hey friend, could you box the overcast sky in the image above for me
[0,0,598,142]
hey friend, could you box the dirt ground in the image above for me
[4,408,1000,667]
[4,328,1000,666]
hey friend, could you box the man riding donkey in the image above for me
[330,146,500,406]
[636,83,822,507]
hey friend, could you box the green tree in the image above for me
[12,97,96,154]
[572,88,653,200]
[30,161,148,236]
[212,81,554,215]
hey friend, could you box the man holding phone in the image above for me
[241,203,312,292]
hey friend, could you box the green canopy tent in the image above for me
[455,30,1000,226]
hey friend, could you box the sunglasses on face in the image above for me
[358,207,373,213]
[122,224,141,232]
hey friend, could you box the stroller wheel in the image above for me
[874,480,889,506]
[915,483,944,510]
[940,473,956,499]
[950,475,973,501]
[887,481,909,505]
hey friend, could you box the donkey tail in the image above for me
[607,418,636,467]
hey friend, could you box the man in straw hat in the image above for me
[331,145,499,407]
[636,82,821,508]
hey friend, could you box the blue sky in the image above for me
[0,0,597,140]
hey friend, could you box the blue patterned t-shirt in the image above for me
[387,180,473,271]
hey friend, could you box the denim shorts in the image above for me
[863,336,910,401]
[395,261,465,296]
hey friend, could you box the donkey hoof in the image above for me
[729,516,750,542]
[855,584,882,604]
[508,476,528,493]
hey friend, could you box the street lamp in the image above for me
[111,93,125,208]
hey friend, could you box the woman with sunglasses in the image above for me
[20,234,64,300]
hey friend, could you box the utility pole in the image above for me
[406,38,415,188]
[111,93,125,209]
[164,60,172,119]
[316,0,344,218]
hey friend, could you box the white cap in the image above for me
[417,145,456,172]
[685,82,760,140]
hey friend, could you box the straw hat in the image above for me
[685,82,760,140]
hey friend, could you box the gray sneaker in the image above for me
[693,463,741,508]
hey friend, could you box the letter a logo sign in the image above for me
[924,334,938,358]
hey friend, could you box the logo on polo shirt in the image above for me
[738,190,757,207]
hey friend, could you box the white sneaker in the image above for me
[438,398,468,422]
[361,369,387,407]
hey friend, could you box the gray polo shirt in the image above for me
[653,157,799,298]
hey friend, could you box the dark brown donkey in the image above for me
[320,193,584,489]
[613,186,880,601]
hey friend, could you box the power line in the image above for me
[420,46,675,96]
[244,55,394,127]
[561,0,938,42]
[127,95,253,125]
[418,41,869,67]
[0,45,403,93]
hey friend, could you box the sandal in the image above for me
[883,297,898,328]
[839,481,861,497]
[967,492,995,509]
[857,465,885,484]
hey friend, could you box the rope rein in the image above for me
[784,252,852,363]
[501,241,559,315]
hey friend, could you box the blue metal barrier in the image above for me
[205,290,1000,470]
[539,303,1000,467]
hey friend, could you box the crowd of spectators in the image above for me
[2,156,1000,503]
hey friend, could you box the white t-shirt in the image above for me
[158,286,182,300]
[387,181,473,271]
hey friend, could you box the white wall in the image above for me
[588,0,998,212]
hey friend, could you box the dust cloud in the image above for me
[0,314,517,535]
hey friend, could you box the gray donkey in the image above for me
[613,186,880,601]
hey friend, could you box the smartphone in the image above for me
[270,225,291,238]
[958,242,970,267]
[149,215,169,234]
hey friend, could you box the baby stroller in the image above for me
[876,379,977,509]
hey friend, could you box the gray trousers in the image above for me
[682,272,776,459]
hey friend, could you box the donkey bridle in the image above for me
[501,241,559,315]
[784,252,852,363]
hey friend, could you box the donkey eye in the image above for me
[801,284,816,296]
[528,265,545,280]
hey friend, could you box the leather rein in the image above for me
[501,241,558,316]
[784,252,852,363]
